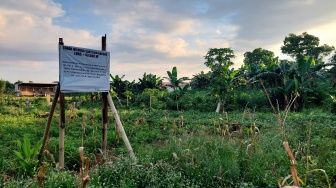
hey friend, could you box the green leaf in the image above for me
[23,135,31,159]
[285,79,294,93]
[294,76,299,92]
[172,67,177,78]
[298,56,313,76]
[13,150,24,161]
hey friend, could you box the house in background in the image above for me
[15,82,58,97]
[162,82,190,92]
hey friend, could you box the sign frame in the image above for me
[59,44,110,93]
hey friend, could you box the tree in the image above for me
[164,67,189,91]
[242,48,280,89]
[330,51,336,63]
[190,71,211,89]
[5,81,15,93]
[281,32,334,60]
[110,74,135,100]
[0,79,5,93]
[255,57,334,110]
[137,73,163,93]
[124,90,133,106]
[204,48,238,113]
[244,48,277,71]
[164,67,189,111]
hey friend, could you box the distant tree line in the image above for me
[2,32,336,112]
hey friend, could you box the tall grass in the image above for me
[0,94,335,187]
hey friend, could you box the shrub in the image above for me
[134,89,167,109]
[232,89,269,111]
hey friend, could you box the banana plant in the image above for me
[137,73,163,92]
[164,67,189,91]
[190,71,211,89]
[164,67,190,111]
[255,56,333,110]
[110,74,135,100]
[124,90,133,106]
[13,135,42,177]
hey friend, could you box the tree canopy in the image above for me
[281,32,334,60]
[0,79,5,93]
[243,48,278,74]
[244,48,276,67]
[330,51,336,63]
[204,48,238,112]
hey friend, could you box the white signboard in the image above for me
[59,45,110,93]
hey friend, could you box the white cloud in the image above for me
[0,1,102,82]
[133,34,202,57]
[0,6,99,58]
[1,0,336,83]
[1,0,64,18]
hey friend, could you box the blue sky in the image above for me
[1,0,336,83]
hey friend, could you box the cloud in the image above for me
[0,1,102,82]
[1,0,336,83]
[2,0,64,18]
[230,0,336,42]
[0,4,100,60]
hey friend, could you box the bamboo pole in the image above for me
[101,34,108,155]
[107,93,136,161]
[37,84,60,167]
[57,37,66,170]
[59,92,65,169]
[102,92,108,154]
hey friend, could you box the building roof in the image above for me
[162,82,189,87]
[16,82,57,96]
[18,83,58,87]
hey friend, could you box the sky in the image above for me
[1,0,336,83]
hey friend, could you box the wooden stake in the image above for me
[107,93,136,161]
[59,92,65,169]
[101,34,108,155]
[58,37,65,170]
[37,84,60,167]
[102,92,108,155]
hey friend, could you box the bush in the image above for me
[134,89,167,109]
[231,89,269,111]
[178,90,217,112]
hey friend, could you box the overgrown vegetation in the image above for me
[0,32,335,187]
[0,94,335,187]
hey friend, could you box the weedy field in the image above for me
[0,94,335,187]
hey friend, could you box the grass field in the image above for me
[0,94,335,187]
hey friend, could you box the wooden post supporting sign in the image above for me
[58,38,66,169]
[102,34,108,155]
[37,84,60,167]
[107,94,136,161]
[37,35,136,172]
